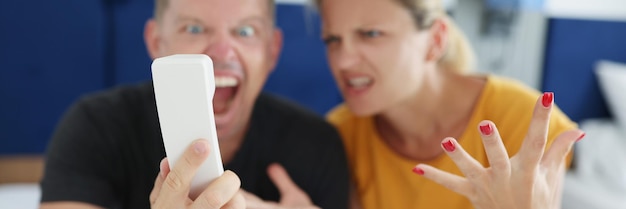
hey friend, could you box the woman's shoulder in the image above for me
[487,75,542,99]
[475,75,546,132]
[479,74,576,130]
[480,75,544,110]
[325,103,376,137]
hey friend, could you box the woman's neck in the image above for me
[375,69,485,161]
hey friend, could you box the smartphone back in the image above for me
[151,54,224,199]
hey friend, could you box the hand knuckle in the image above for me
[533,138,547,149]
[442,182,457,191]
[149,193,157,205]
[164,170,185,192]
[228,194,246,209]
[152,201,166,209]
[183,154,197,166]
[466,170,483,179]
[466,189,480,203]
[200,191,225,208]
[483,137,500,146]
[492,161,509,171]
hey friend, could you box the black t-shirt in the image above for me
[40,82,349,209]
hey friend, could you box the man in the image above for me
[39,0,349,208]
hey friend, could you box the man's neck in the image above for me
[219,127,248,165]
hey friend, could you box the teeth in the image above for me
[215,76,238,88]
[348,77,372,88]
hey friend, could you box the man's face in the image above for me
[145,0,282,141]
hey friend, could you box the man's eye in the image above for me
[185,24,205,34]
[236,25,256,37]
[361,30,381,38]
[323,36,340,45]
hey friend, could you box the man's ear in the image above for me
[426,18,449,62]
[144,19,161,60]
[267,28,284,72]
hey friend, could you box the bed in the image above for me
[0,156,43,209]
[0,184,40,209]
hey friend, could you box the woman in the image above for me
[315,0,585,208]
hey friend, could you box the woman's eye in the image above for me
[236,25,256,37]
[185,24,205,34]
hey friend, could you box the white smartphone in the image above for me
[151,54,224,199]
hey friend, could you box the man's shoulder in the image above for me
[254,93,340,137]
[255,93,322,120]
[75,81,155,113]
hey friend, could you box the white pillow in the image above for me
[0,183,40,209]
[595,60,626,132]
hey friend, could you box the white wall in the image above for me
[453,0,547,89]
[545,0,626,21]
[275,0,458,9]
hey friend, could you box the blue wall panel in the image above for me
[542,18,626,122]
[0,0,107,155]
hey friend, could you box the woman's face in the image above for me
[321,0,439,116]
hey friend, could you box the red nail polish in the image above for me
[442,140,455,152]
[576,133,586,142]
[480,124,492,135]
[412,167,424,175]
[542,92,553,108]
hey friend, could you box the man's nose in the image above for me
[205,37,236,63]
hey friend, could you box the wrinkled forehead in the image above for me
[320,0,413,33]
[165,0,271,25]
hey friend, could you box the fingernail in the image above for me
[480,123,492,136]
[576,132,586,142]
[442,139,455,152]
[412,167,424,175]
[193,140,206,154]
[542,92,553,108]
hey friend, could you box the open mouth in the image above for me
[346,76,373,90]
[213,76,239,114]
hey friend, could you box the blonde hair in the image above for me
[314,0,476,73]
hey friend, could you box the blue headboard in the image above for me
[541,18,626,123]
[0,0,107,155]
[0,1,340,155]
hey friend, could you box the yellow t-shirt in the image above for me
[327,75,577,209]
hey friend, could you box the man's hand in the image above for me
[242,163,320,209]
[150,139,245,209]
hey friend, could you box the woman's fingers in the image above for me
[541,129,584,169]
[414,163,472,196]
[440,138,485,181]
[477,121,511,178]
[517,92,553,171]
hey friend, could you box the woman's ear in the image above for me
[426,18,449,62]
[144,19,162,60]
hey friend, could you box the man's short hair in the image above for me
[154,0,276,24]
